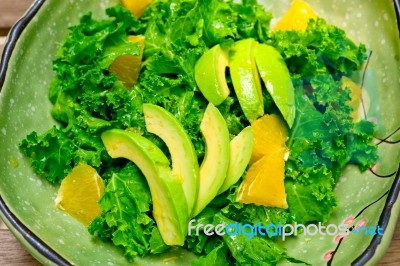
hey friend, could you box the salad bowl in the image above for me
[0,0,399,265]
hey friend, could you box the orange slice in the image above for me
[237,149,288,209]
[250,114,288,164]
[109,35,145,88]
[55,163,104,226]
[121,0,152,18]
[273,0,317,32]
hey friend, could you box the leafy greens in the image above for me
[19,1,378,265]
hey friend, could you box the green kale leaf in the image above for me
[214,213,288,266]
[192,243,230,266]
[285,76,377,223]
[270,18,367,77]
[88,163,166,261]
[19,125,106,184]
[19,127,75,184]
[234,0,272,42]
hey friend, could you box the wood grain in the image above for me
[0,228,41,266]
[0,37,5,56]
[0,0,399,265]
[0,0,34,30]
[381,220,400,265]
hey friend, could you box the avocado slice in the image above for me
[101,129,189,246]
[195,44,230,106]
[143,103,199,214]
[230,39,264,122]
[254,43,295,128]
[218,126,254,194]
[192,104,230,216]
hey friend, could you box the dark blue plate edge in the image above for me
[0,0,44,90]
[0,0,398,265]
[0,197,71,266]
[352,0,400,265]
[0,0,71,265]
[352,166,400,265]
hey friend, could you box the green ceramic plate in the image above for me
[0,0,399,265]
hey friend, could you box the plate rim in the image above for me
[0,1,71,265]
[0,0,399,265]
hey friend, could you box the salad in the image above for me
[18,0,379,265]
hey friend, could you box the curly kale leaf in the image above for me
[213,213,288,266]
[88,163,169,261]
[192,242,230,266]
[19,127,75,183]
[285,78,377,223]
[234,0,272,42]
[271,18,367,77]
[20,5,146,183]
[19,126,105,183]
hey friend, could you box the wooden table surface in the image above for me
[0,0,399,265]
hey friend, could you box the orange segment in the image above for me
[237,149,288,209]
[109,35,145,88]
[237,114,289,208]
[273,0,317,32]
[121,0,152,18]
[55,163,104,226]
[250,114,288,164]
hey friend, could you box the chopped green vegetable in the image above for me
[271,18,367,77]
[88,163,164,261]
[213,213,288,265]
[234,0,272,42]
[19,126,76,184]
[192,242,229,266]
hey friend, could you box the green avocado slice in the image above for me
[192,103,230,217]
[143,103,199,215]
[230,38,264,122]
[254,43,295,128]
[101,129,189,246]
[218,126,254,194]
[195,44,230,106]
